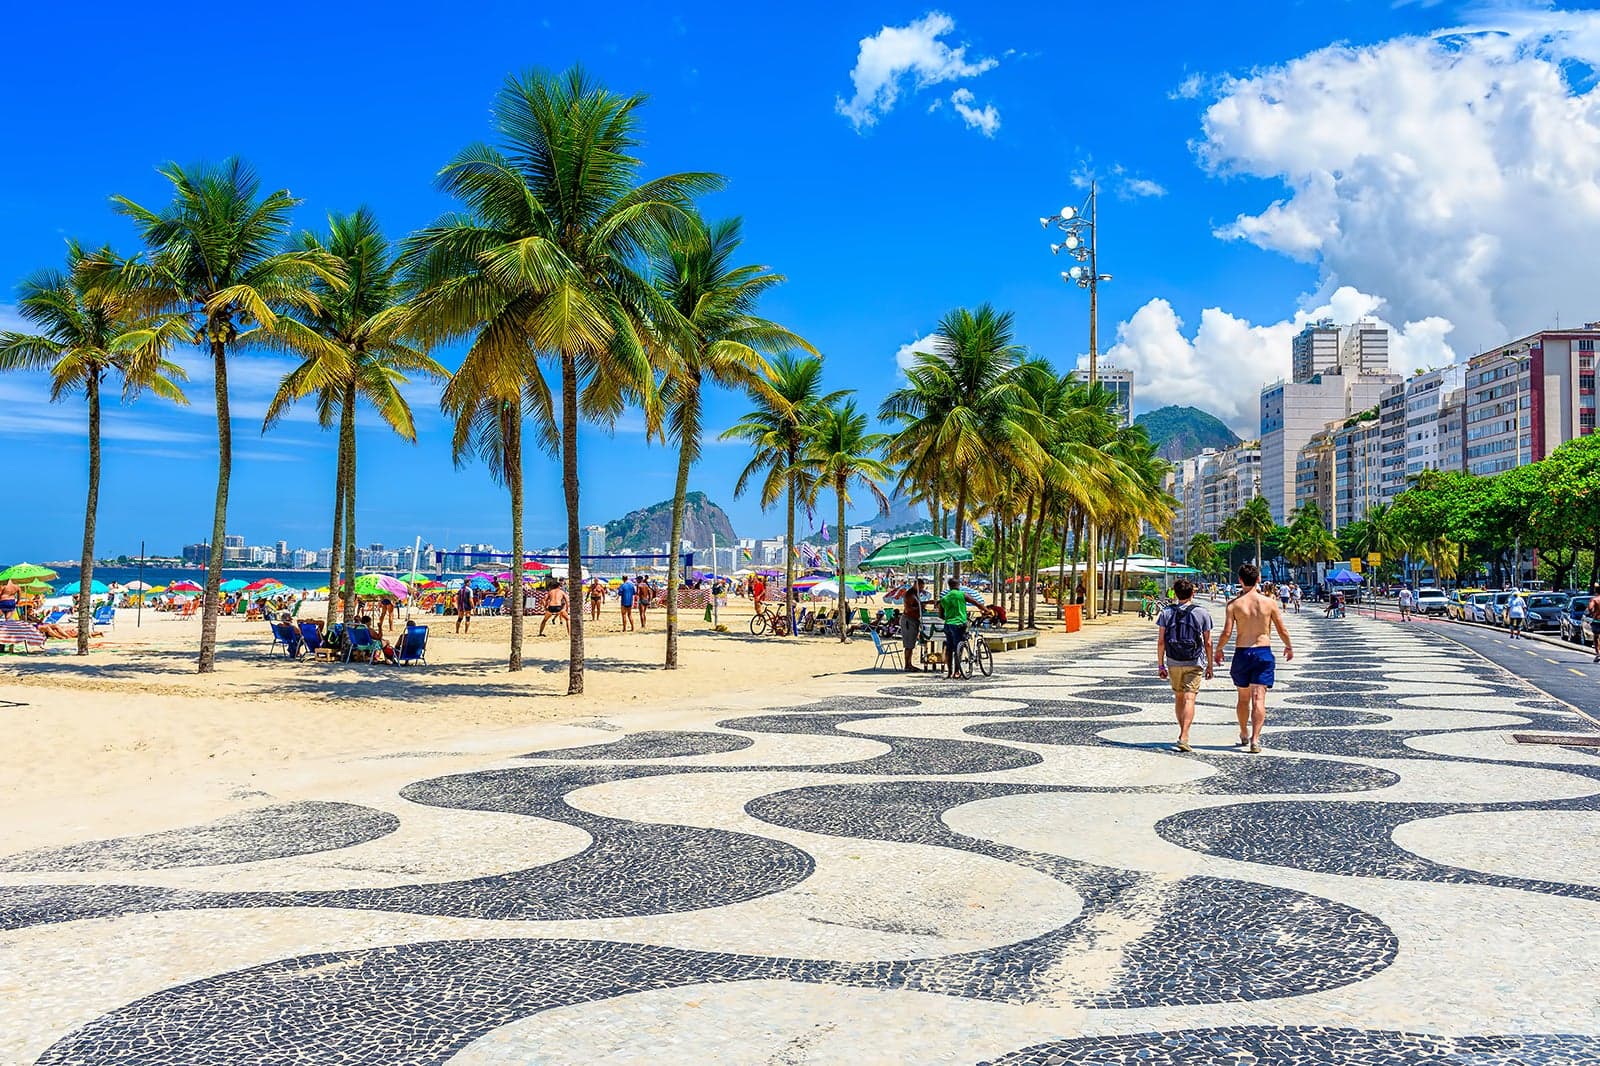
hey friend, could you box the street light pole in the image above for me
[1041,180,1113,620]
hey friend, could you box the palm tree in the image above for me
[402,67,718,688]
[1187,534,1219,579]
[1352,502,1402,583]
[0,242,188,653]
[722,355,845,634]
[801,398,891,642]
[1221,496,1276,572]
[262,208,447,628]
[93,160,343,672]
[879,304,1035,580]
[649,216,813,668]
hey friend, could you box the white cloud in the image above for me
[948,88,1000,136]
[895,333,943,373]
[1195,7,1600,352]
[836,12,998,131]
[1070,162,1168,201]
[1101,286,1456,438]
[1121,177,1167,199]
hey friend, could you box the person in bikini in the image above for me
[1213,562,1294,754]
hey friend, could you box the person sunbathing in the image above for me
[37,621,101,640]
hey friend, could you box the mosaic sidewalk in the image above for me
[3,615,1599,1064]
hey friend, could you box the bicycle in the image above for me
[920,621,993,678]
[748,604,790,636]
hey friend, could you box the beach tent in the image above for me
[1326,568,1364,585]
[858,533,971,570]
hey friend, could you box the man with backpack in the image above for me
[1155,578,1214,753]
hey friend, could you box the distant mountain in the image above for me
[1135,405,1243,461]
[601,491,737,552]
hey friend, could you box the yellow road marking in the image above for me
[1545,658,1561,665]
[1570,668,1587,677]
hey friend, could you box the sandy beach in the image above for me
[0,598,1131,857]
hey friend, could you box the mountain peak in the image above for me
[1135,405,1243,461]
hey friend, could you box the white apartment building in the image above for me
[1292,321,1341,383]
[1259,369,1399,522]
[583,525,607,556]
[1331,413,1384,528]
[1403,365,1467,477]
[1070,365,1135,427]
[1464,327,1600,475]
[1165,443,1260,559]
[1377,382,1407,502]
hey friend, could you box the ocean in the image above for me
[44,565,344,591]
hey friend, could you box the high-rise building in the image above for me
[1259,370,1399,522]
[275,540,289,565]
[1164,443,1259,558]
[1340,320,1390,376]
[1403,365,1467,478]
[584,525,607,557]
[1377,382,1407,502]
[1070,366,1134,427]
[182,542,210,565]
[1464,326,1600,475]
[1294,430,1335,519]
[1331,412,1385,528]
[1292,320,1341,383]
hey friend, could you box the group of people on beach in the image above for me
[1154,563,1295,755]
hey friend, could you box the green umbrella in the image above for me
[858,533,973,570]
[20,580,52,595]
[353,574,409,599]
[398,571,430,583]
[0,562,59,582]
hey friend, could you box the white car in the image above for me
[1415,588,1448,616]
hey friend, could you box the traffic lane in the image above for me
[1430,619,1600,720]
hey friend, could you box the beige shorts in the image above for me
[1168,665,1204,694]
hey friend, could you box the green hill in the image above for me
[1135,405,1243,461]
[601,491,737,552]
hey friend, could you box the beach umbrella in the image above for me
[169,579,203,592]
[219,578,248,592]
[243,578,284,592]
[0,562,58,582]
[858,533,972,570]
[58,579,109,596]
[124,580,152,591]
[466,576,494,591]
[354,574,410,599]
[398,571,431,583]
[20,580,53,594]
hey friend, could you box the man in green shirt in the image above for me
[939,578,984,679]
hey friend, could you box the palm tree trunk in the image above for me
[77,373,101,656]
[1084,516,1098,622]
[325,420,346,630]
[1018,496,1034,631]
[991,520,1002,605]
[1055,517,1067,622]
[664,387,697,668]
[506,405,524,672]
[1118,543,1131,613]
[1255,536,1263,572]
[837,476,849,643]
[341,383,358,626]
[1027,507,1046,628]
[952,472,968,582]
[198,336,230,674]
[785,447,797,635]
[561,354,585,695]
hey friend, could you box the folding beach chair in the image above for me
[344,624,383,663]
[268,622,304,659]
[395,624,428,666]
[92,604,115,628]
[868,628,902,670]
[297,621,323,657]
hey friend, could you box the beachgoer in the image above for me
[0,578,19,620]
[1290,584,1302,614]
[454,583,473,634]
[900,578,925,673]
[378,595,397,633]
[1155,578,1214,753]
[637,577,653,628]
[938,578,984,680]
[1506,588,1527,639]
[1587,587,1600,663]
[1213,563,1294,754]
[538,579,569,636]
[1398,586,1414,621]
[618,576,637,631]
[1074,580,1086,605]
[751,574,766,616]
[588,578,605,621]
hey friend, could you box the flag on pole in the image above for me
[741,546,752,562]
[800,542,820,567]
[818,521,830,542]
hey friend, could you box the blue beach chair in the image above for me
[297,621,323,657]
[868,627,902,670]
[395,624,428,666]
[92,604,115,628]
[268,622,304,659]
[344,624,383,663]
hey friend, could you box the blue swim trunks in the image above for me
[1230,646,1276,689]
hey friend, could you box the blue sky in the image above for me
[4,0,1596,559]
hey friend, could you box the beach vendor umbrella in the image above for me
[1326,568,1364,586]
[416,579,445,590]
[20,580,53,595]
[123,580,152,591]
[354,574,410,599]
[858,533,972,570]
[0,562,58,582]
[398,571,430,583]
[169,579,203,592]
[58,579,109,596]
[466,576,494,591]
[219,578,248,593]
[243,578,284,593]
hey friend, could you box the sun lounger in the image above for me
[395,624,428,666]
[298,621,323,657]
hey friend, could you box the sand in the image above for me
[0,596,1140,855]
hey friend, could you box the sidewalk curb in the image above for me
[1423,619,1600,731]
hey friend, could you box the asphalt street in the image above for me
[1408,617,1600,721]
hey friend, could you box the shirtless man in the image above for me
[1213,563,1294,754]
[0,578,20,620]
[538,579,569,636]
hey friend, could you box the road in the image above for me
[1411,616,1600,720]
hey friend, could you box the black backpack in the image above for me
[1166,603,1202,661]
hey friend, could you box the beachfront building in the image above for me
[1293,429,1334,521]
[1292,320,1341,383]
[1377,381,1408,503]
[1259,368,1399,522]
[1463,326,1600,475]
[584,525,606,557]
[1070,365,1134,427]
[182,541,209,565]
[1165,442,1260,560]
[1403,365,1467,478]
[1332,410,1385,528]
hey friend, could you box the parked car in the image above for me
[1522,592,1568,632]
[1560,594,1593,643]
[1465,592,1496,623]
[1415,588,1449,616]
[1485,591,1515,626]
[1448,588,1486,620]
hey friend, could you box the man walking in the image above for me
[618,575,637,632]
[454,582,473,635]
[1156,578,1214,752]
[1214,563,1294,754]
[1397,585,1414,621]
[900,578,925,673]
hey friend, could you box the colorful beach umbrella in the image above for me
[353,574,409,599]
[169,580,203,592]
[0,563,58,582]
[20,580,53,594]
[398,572,431,583]
[857,533,972,570]
[243,578,284,592]
[219,579,249,592]
[58,580,109,595]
